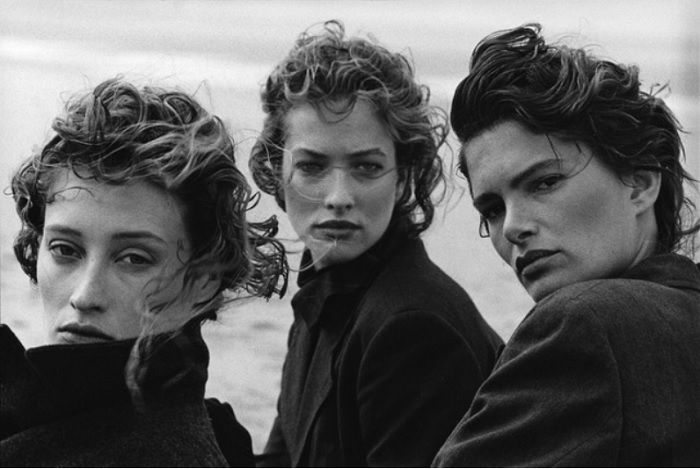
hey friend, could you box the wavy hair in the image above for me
[12,78,288,313]
[249,20,448,237]
[451,23,698,254]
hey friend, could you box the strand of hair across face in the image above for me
[292,236,338,273]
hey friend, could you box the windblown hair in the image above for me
[12,78,288,312]
[249,20,448,237]
[451,23,698,254]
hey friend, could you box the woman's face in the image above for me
[464,120,657,302]
[282,99,401,270]
[37,169,200,344]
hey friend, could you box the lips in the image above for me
[57,323,114,343]
[314,220,361,231]
[515,249,558,276]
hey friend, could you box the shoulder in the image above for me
[351,239,502,354]
[205,398,254,468]
[510,274,696,362]
[512,280,630,346]
[527,279,628,322]
[375,238,460,285]
[527,275,690,330]
[363,239,480,319]
[491,283,628,387]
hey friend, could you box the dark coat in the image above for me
[0,321,254,467]
[433,253,700,467]
[258,229,503,467]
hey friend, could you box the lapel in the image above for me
[281,292,359,467]
[280,225,411,465]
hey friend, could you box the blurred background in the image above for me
[2,0,698,452]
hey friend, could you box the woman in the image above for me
[434,24,700,466]
[1,78,287,467]
[249,21,503,467]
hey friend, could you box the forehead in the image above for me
[283,99,394,155]
[463,121,554,195]
[45,169,187,243]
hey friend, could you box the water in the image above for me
[1,0,698,452]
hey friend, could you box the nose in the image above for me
[502,201,537,246]
[69,259,109,315]
[323,168,355,211]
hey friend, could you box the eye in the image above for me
[352,162,385,178]
[48,241,82,261]
[476,200,505,238]
[531,174,564,192]
[475,202,504,238]
[294,160,326,176]
[479,203,504,222]
[117,251,154,266]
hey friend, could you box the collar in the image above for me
[1,320,209,435]
[621,252,700,292]
[292,223,411,330]
[1,325,134,436]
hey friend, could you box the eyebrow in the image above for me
[43,225,83,238]
[112,232,168,245]
[472,158,561,209]
[293,148,388,159]
[43,224,168,246]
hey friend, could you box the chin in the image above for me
[320,252,354,269]
[525,278,566,302]
[313,245,363,270]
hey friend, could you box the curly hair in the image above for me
[451,23,698,254]
[249,20,448,237]
[12,78,288,312]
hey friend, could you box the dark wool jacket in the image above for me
[258,228,503,467]
[434,253,700,467]
[0,321,254,467]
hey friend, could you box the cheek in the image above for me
[572,193,606,220]
[110,275,170,338]
[490,236,510,264]
[138,272,175,305]
[284,191,316,232]
[364,180,400,217]
[561,189,624,238]
[361,196,395,240]
[141,266,192,308]
[104,271,165,326]
[367,194,395,218]
[116,312,144,338]
[36,250,63,310]
[142,275,198,333]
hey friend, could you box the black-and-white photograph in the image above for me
[1,0,699,466]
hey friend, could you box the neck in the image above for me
[632,210,661,266]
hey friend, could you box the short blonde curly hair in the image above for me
[12,78,287,309]
[249,20,448,237]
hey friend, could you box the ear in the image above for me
[395,171,408,204]
[628,170,661,215]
